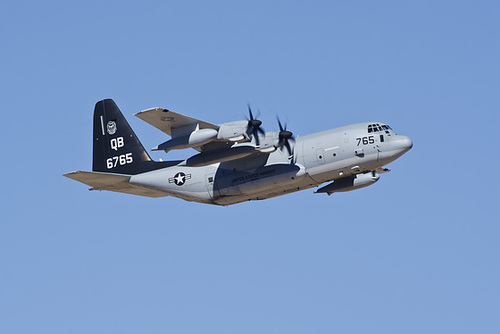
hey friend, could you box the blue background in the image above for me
[1,1,499,333]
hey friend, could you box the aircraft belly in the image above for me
[305,156,382,184]
[306,159,351,183]
[213,164,309,201]
[213,177,315,205]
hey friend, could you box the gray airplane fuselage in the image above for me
[130,122,412,205]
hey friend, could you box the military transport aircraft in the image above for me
[64,99,412,205]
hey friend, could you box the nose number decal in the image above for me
[356,136,375,146]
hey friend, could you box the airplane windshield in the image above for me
[368,123,392,133]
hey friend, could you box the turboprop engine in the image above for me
[315,171,380,195]
[214,121,248,142]
[152,128,218,152]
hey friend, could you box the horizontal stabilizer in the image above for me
[63,171,169,198]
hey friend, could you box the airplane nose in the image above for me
[398,135,413,152]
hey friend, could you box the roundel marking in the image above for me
[173,172,187,186]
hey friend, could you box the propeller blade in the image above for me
[247,104,254,121]
[284,140,292,156]
[276,117,295,158]
[247,104,264,146]
[253,128,260,146]
[277,118,285,132]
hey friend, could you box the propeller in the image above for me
[247,104,265,146]
[277,118,295,157]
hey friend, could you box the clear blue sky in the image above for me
[1,1,499,333]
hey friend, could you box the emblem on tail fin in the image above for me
[92,99,177,175]
[107,120,117,135]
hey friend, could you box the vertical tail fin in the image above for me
[93,99,175,174]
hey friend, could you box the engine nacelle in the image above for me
[153,128,218,152]
[216,121,249,142]
[316,171,380,195]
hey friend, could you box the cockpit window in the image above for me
[368,123,392,133]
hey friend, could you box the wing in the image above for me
[135,107,256,155]
[134,107,219,138]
